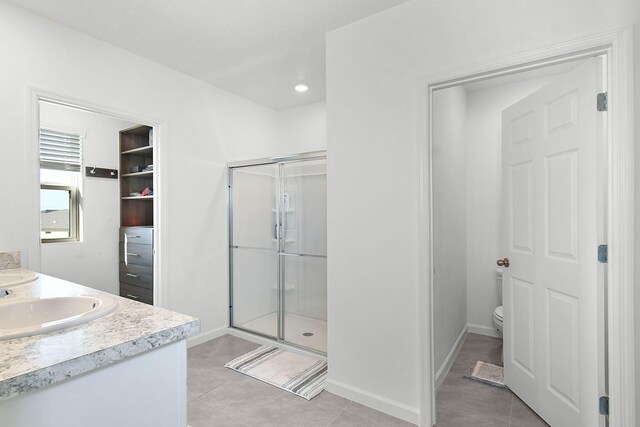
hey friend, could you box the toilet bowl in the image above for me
[493,268,503,335]
[493,305,503,334]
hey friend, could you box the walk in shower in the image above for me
[228,152,327,354]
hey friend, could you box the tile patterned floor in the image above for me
[187,335,415,427]
[188,333,550,426]
[435,333,550,427]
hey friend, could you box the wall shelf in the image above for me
[121,145,153,156]
[121,195,154,200]
[121,170,153,178]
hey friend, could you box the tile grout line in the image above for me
[342,401,376,422]
[342,401,405,426]
[188,368,240,402]
[193,382,283,425]
[325,407,346,426]
[508,393,514,426]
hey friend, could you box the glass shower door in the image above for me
[281,159,327,353]
[230,164,279,339]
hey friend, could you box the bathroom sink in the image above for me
[0,295,118,340]
[0,269,38,286]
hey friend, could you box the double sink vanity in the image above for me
[0,269,118,340]
[0,265,199,427]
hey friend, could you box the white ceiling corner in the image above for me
[5,0,410,110]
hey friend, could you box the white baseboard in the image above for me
[467,323,502,338]
[225,327,326,361]
[324,379,419,425]
[186,326,228,348]
[435,325,468,390]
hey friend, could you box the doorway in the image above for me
[419,29,635,427]
[38,101,137,294]
[431,56,606,426]
[27,92,163,306]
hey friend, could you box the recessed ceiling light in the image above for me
[294,84,309,93]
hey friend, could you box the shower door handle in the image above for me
[274,223,283,239]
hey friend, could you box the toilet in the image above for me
[493,268,503,335]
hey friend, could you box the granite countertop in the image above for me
[0,272,200,400]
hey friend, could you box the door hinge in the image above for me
[599,396,609,416]
[598,245,608,263]
[597,92,608,111]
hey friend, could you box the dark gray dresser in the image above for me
[119,226,153,305]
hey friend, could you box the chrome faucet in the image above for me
[0,288,13,298]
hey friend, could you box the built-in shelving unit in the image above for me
[119,125,154,306]
[120,125,154,227]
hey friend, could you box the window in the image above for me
[39,128,83,243]
[40,184,79,241]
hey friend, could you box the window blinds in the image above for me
[39,129,82,172]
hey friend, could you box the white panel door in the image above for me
[502,58,605,427]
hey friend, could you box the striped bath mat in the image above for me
[225,345,327,400]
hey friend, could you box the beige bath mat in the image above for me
[463,360,510,390]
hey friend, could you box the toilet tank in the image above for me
[496,268,503,304]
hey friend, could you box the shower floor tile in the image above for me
[238,312,327,353]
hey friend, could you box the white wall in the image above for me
[465,78,553,335]
[0,0,327,348]
[432,86,468,377]
[276,101,326,155]
[0,1,279,343]
[326,0,639,421]
[39,103,136,295]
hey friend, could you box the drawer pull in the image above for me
[126,235,142,238]
[126,294,139,299]
[126,253,140,257]
[126,273,140,278]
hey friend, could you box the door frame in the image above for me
[417,28,635,426]
[25,88,167,307]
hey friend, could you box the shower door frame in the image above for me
[227,150,327,354]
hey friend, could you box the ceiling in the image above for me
[6,0,409,110]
